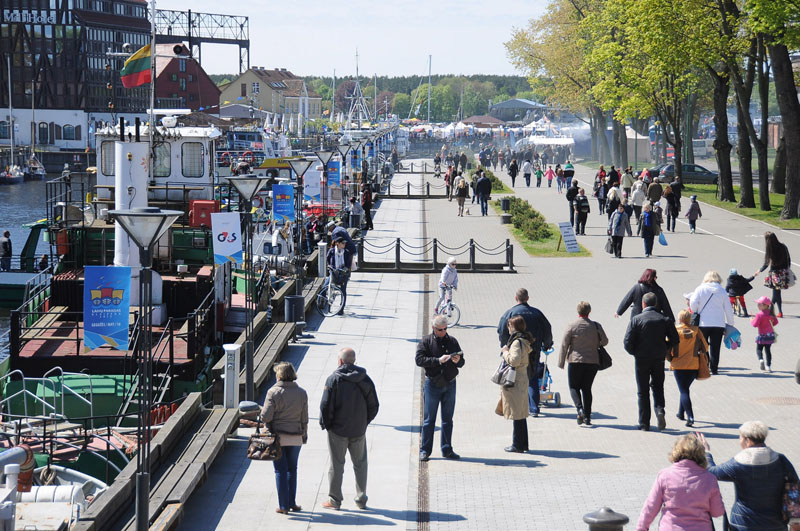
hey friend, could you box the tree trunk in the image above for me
[618,119,628,169]
[769,43,800,218]
[737,102,756,207]
[685,93,697,164]
[590,112,598,161]
[710,66,735,202]
[772,134,785,194]
[756,36,771,211]
[593,105,612,165]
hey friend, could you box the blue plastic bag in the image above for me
[658,232,668,246]
[723,324,742,350]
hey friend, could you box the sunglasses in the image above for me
[434,327,447,332]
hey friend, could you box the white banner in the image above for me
[211,212,243,265]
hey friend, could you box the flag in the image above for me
[120,44,151,88]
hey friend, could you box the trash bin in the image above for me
[349,213,362,229]
[285,295,304,323]
[501,198,510,211]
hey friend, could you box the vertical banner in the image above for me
[211,212,243,265]
[84,266,131,352]
[327,160,341,187]
[272,183,295,222]
[368,142,374,158]
[351,150,359,170]
[302,170,321,201]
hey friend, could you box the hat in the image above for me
[755,295,772,305]
[326,221,336,230]
[729,268,738,276]
[691,195,697,200]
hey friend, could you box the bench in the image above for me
[302,277,325,314]
[19,306,68,341]
[248,322,295,392]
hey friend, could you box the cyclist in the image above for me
[326,236,353,315]
[435,257,458,314]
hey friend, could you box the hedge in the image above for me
[500,196,553,241]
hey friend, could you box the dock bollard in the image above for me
[395,238,401,272]
[426,182,430,197]
[432,238,438,271]
[407,182,411,196]
[583,507,629,530]
[317,242,328,278]
[469,238,475,271]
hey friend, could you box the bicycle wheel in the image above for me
[316,285,345,317]
[444,303,461,327]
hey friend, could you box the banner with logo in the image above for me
[272,183,295,222]
[327,160,341,188]
[302,170,321,201]
[211,212,243,264]
[83,266,131,352]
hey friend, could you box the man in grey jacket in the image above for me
[320,347,379,510]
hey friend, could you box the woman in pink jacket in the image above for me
[637,434,725,530]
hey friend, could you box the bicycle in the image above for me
[434,284,461,327]
[316,267,348,317]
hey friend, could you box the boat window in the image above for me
[181,142,204,178]
[154,143,171,177]
[101,141,115,176]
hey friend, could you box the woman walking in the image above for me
[631,179,647,224]
[638,203,656,258]
[522,159,532,187]
[615,268,675,321]
[671,309,708,427]
[637,434,725,531]
[260,362,309,514]
[663,185,679,232]
[500,316,532,453]
[508,159,518,187]
[558,301,608,426]
[454,179,468,216]
[607,203,632,258]
[689,271,734,375]
[753,231,792,317]
[593,173,608,215]
[701,421,798,531]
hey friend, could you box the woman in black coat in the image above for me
[753,231,792,317]
[614,268,675,321]
[508,159,519,188]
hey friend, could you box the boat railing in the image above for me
[10,309,83,358]
[185,285,216,361]
[21,265,52,314]
[0,369,59,419]
[41,367,95,429]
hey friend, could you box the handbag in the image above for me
[594,322,612,370]
[490,359,516,388]
[247,423,282,461]
[690,293,712,327]
[658,232,668,246]
[604,237,614,254]
[694,333,711,380]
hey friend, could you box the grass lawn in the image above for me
[490,202,591,257]
[684,184,800,230]
[491,180,514,194]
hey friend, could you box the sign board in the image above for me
[272,183,295,223]
[327,160,341,187]
[557,222,581,253]
[303,169,322,201]
[211,212,243,264]
[83,266,131,352]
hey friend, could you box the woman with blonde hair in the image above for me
[671,310,709,427]
[637,434,725,530]
[689,270,734,375]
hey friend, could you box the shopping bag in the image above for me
[658,232,668,246]
[604,238,614,254]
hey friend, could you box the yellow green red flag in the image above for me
[120,44,151,88]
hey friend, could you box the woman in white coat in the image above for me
[689,271,734,375]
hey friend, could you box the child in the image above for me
[725,268,754,316]
[544,165,556,188]
[685,195,702,233]
[535,166,544,188]
[751,295,778,372]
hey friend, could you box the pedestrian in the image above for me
[444,165,453,200]
[454,178,468,217]
[470,170,479,205]
[497,288,553,417]
[361,185,374,231]
[593,173,607,215]
[260,362,308,515]
[637,434,725,531]
[475,170,491,216]
[574,188,590,235]
[535,165,544,187]
[459,151,467,172]
[725,268,754,317]
[607,165,620,187]
[326,236,353,315]
[689,270,735,375]
[621,166,635,196]
[751,295,778,372]
[563,160,575,189]
[348,196,364,229]
[36,254,48,272]
[701,422,799,531]
[0,231,11,272]
[638,203,656,257]
[319,348,379,510]
[416,315,465,461]
[566,179,580,227]
[605,183,622,219]
[522,159,532,187]
[498,150,506,170]
[647,177,663,204]
[434,257,458,314]
[544,165,555,188]
[556,165,564,193]
[623,292,680,431]
[669,175,684,209]
[684,195,701,233]
[631,179,647,224]
[508,159,518,188]
[607,203,632,258]
[558,301,608,426]
[663,185,679,232]
[671,310,708,427]
[615,268,675,321]
[499,316,533,453]
[622,196,634,220]
[752,231,792,318]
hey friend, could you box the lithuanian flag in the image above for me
[120,44,151,88]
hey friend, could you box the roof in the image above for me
[73,9,150,30]
[282,79,320,99]
[154,44,190,79]
[462,115,505,125]
[220,104,271,120]
[491,98,547,110]
[250,68,300,89]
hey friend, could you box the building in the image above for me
[154,44,220,112]
[489,98,548,123]
[462,115,505,128]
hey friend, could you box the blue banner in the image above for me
[351,150,359,170]
[272,184,295,222]
[83,266,131,352]
[368,142,374,158]
[327,160,341,187]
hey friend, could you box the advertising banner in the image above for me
[272,183,295,222]
[327,160,341,187]
[211,212,243,265]
[83,266,131,351]
[302,170,321,201]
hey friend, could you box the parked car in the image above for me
[658,163,718,185]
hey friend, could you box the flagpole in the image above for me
[149,0,156,185]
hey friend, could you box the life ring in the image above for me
[221,151,231,164]
[242,151,254,164]
[252,195,265,208]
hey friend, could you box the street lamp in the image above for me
[108,206,181,531]
[288,158,313,297]
[336,144,351,208]
[315,150,334,228]
[226,174,268,402]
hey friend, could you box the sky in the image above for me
[155,0,548,78]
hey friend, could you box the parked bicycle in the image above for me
[434,284,460,326]
[316,267,349,317]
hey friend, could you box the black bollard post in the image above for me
[583,507,629,530]
[426,182,430,197]
[407,182,411,196]
[432,238,438,271]
[358,237,365,266]
[395,238,401,272]
[469,239,475,271]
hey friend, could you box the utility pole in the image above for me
[427,55,431,123]
[332,69,336,121]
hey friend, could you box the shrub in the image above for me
[496,198,552,242]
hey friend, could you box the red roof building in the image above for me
[154,44,220,111]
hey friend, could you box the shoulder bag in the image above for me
[491,356,516,388]
[690,293,712,327]
[694,332,711,380]
[247,422,282,461]
[594,323,612,371]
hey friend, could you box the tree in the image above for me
[392,93,411,118]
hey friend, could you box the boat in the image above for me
[0,164,24,184]
[0,221,50,309]
[23,157,47,180]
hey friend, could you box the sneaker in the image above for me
[676,413,685,421]
[504,446,525,453]
[759,359,766,371]
[576,408,585,425]
[767,365,772,373]
[321,501,340,510]
[777,312,783,318]
[443,450,461,460]
[686,419,694,427]
[419,451,430,462]
[656,409,666,431]
[355,500,368,510]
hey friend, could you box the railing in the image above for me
[357,237,515,273]
[185,285,216,361]
[386,181,448,198]
[23,265,53,303]
[10,309,82,358]
[0,370,59,419]
[42,367,95,429]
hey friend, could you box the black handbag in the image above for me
[594,323,612,370]
[247,423,282,461]
[691,294,712,327]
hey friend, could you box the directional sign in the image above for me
[557,222,581,253]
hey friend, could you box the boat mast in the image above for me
[427,55,431,123]
[373,73,377,123]
[149,0,156,184]
[31,71,35,161]
[7,56,14,166]
[332,69,335,123]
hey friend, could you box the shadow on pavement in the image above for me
[454,456,546,468]
[529,449,619,460]
[289,510,395,526]
[721,372,793,379]
[455,324,497,330]
[363,507,467,523]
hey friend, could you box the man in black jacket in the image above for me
[497,288,553,416]
[623,293,680,431]
[415,315,465,462]
[566,180,580,227]
[320,347,379,510]
[475,171,492,216]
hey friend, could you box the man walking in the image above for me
[416,315,465,461]
[497,288,553,417]
[0,231,11,272]
[475,170,491,216]
[320,348,379,510]
[623,293,679,431]
[574,188,591,235]
[566,179,580,227]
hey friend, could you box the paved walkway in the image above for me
[181,158,800,530]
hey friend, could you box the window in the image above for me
[179,78,186,91]
[101,141,115,175]
[241,83,246,97]
[63,124,75,140]
[0,121,8,139]
[38,122,49,144]
[181,142,204,177]
[188,74,193,82]
[171,73,177,82]
[179,59,186,72]
[154,143,171,177]
[252,82,260,94]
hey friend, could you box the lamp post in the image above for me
[108,206,181,531]
[314,150,334,228]
[350,141,362,205]
[336,143,351,209]
[226,174,268,402]
[288,158,313,296]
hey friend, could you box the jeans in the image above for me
[0,257,9,271]
[273,445,301,510]
[421,378,456,455]
[528,377,541,414]
[635,357,665,428]
[643,235,654,256]
[700,326,724,373]
[536,176,542,187]
[327,431,368,508]
[479,193,489,216]
[569,203,575,226]
[512,419,528,450]
[666,212,676,231]
[597,198,606,213]
[689,219,697,231]
[364,207,373,230]
[757,343,773,366]
[524,173,531,186]
[674,369,697,421]
[576,213,587,235]
[568,363,598,417]
[611,235,624,257]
